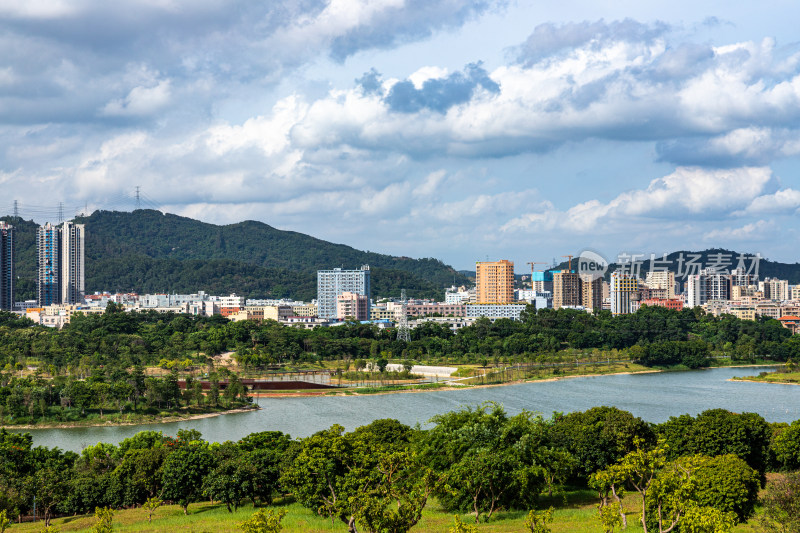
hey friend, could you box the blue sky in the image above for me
[1,1,800,270]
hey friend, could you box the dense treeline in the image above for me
[1,305,798,375]
[2,405,799,531]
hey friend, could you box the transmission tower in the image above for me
[135,186,141,210]
[12,200,18,218]
[58,202,64,223]
[396,289,410,342]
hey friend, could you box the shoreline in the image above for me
[0,405,260,430]
[4,364,775,427]
[729,378,800,386]
[251,368,666,398]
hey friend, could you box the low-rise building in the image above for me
[465,303,528,320]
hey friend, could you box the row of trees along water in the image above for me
[2,405,800,532]
[1,303,797,372]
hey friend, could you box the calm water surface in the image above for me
[17,366,799,452]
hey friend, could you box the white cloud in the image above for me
[102,80,172,117]
[704,219,773,241]
[739,189,800,215]
[501,166,773,234]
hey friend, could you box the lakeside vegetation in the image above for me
[734,359,800,385]
[2,301,798,425]
[2,404,800,532]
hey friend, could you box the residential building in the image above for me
[61,222,85,304]
[0,222,12,310]
[531,270,554,293]
[762,278,790,301]
[641,298,684,311]
[37,223,61,306]
[465,303,528,320]
[791,286,800,301]
[445,286,471,304]
[336,291,370,320]
[579,274,603,311]
[552,271,580,310]
[610,272,639,315]
[730,268,753,288]
[778,315,800,334]
[645,271,676,299]
[406,302,466,317]
[703,269,730,302]
[317,266,371,319]
[36,221,85,307]
[291,303,318,317]
[475,260,515,304]
[686,274,706,308]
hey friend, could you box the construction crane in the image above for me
[562,255,574,272]
[527,262,546,289]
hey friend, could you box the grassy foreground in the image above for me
[9,491,763,533]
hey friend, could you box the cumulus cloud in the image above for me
[515,19,669,66]
[102,80,171,117]
[501,166,773,234]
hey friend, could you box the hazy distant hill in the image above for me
[1,210,470,301]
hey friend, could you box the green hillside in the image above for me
[542,248,800,286]
[1,211,468,301]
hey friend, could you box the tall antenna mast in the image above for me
[135,186,141,210]
[396,289,410,342]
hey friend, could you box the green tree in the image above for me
[142,497,161,524]
[89,506,114,533]
[239,508,287,533]
[524,507,553,533]
[772,420,800,471]
[448,515,477,533]
[0,509,10,533]
[416,404,545,522]
[160,442,214,514]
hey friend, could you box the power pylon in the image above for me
[396,289,410,342]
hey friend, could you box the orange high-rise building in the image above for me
[476,260,515,303]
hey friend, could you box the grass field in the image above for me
[9,490,765,533]
[735,369,800,385]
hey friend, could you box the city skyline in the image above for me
[1,2,799,270]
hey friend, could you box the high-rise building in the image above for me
[37,223,61,306]
[37,221,86,306]
[703,268,730,302]
[686,274,706,308]
[553,271,580,309]
[317,266,371,319]
[645,271,676,299]
[531,270,554,293]
[61,221,85,305]
[0,222,13,311]
[610,272,639,315]
[579,274,603,311]
[475,260,515,304]
[762,278,789,301]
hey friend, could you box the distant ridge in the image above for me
[1,210,470,301]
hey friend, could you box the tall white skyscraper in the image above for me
[317,266,370,319]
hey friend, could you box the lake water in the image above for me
[14,366,800,452]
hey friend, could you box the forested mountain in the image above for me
[1,211,469,301]
[541,248,800,286]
